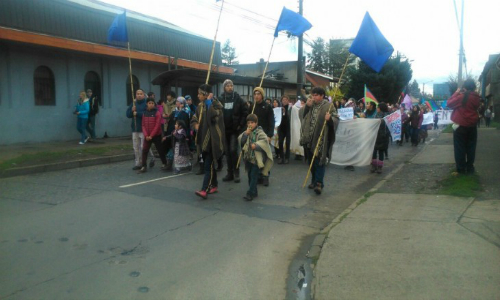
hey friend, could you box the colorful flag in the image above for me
[349,12,394,73]
[364,85,379,105]
[402,94,412,110]
[274,7,312,37]
[108,12,128,43]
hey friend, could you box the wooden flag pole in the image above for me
[127,42,137,130]
[206,0,225,84]
[235,36,277,170]
[302,54,351,189]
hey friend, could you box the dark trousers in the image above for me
[225,132,239,172]
[142,136,166,167]
[245,161,259,197]
[453,126,477,174]
[403,124,410,142]
[306,148,326,188]
[372,149,385,161]
[410,127,419,145]
[485,117,491,127]
[86,114,96,139]
[278,125,291,159]
[202,152,217,191]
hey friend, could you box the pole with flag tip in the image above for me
[127,42,137,130]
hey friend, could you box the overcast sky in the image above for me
[100,0,500,94]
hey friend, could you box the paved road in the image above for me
[0,134,429,299]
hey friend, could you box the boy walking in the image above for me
[138,98,167,173]
[239,114,273,201]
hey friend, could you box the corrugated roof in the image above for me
[0,0,221,65]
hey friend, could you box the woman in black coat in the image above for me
[371,102,390,174]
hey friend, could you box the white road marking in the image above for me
[119,173,191,188]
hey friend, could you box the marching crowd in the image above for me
[71,78,486,201]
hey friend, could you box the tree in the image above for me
[347,54,413,104]
[446,73,477,94]
[221,39,238,66]
[409,79,421,98]
[306,37,327,74]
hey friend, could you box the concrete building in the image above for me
[480,53,500,121]
[433,83,451,100]
[0,0,233,145]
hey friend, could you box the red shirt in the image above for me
[447,91,480,127]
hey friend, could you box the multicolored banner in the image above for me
[383,110,402,141]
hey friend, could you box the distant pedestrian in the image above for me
[137,98,167,173]
[162,91,177,170]
[484,106,492,127]
[85,89,99,141]
[278,95,292,164]
[371,102,390,174]
[409,105,423,146]
[447,79,481,174]
[433,112,439,130]
[126,89,147,170]
[477,101,485,128]
[74,91,90,145]
[239,114,273,201]
[172,120,191,175]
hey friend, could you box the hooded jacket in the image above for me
[219,91,248,134]
[447,90,480,127]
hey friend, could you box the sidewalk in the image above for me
[313,128,500,299]
[0,137,134,178]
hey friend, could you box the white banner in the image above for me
[330,118,381,166]
[338,107,354,120]
[422,112,434,125]
[384,110,402,142]
[273,107,282,127]
[435,110,453,125]
[290,105,304,156]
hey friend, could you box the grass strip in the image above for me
[438,172,482,198]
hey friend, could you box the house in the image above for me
[0,0,232,144]
[480,53,500,121]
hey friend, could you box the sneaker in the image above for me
[195,190,207,199]
[308,183,315,189]
[132,166,141,170]
[161,164,168,171]
[243,194,253,201]
[137,167,147,174]
[222,173,234,182]
[79,142,85,145]
[208,186,218,194]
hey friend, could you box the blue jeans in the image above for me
[77,118,88,143]
[245,161,259,197]
[306,148,326,188]
[86,115,96,139]
[202,152,217,191]
[453,126,477,174]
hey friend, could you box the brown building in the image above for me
[480,54,500,121]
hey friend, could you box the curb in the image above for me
[0,154,134,178]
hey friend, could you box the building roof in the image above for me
[0,0,221,65]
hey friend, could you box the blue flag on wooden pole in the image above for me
[274,7,312,37]
[107,12,128,43]
[349,12,393,73]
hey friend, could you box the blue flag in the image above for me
[349,12,393,73]
[108,12,128,43]
[274,7,312,37]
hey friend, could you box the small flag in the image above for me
[274,7,312,37]
[108,12,128,43]
[364,85,379,105]
[349,12,394,73]
[402,94,412,110]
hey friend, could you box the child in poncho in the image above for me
[172,120,191,174]
[238,114,273,201]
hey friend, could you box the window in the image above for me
[126,75,140,106]
[34,66,55,105]
[84,71,101,106]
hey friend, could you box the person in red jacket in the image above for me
[447,79,480,174]
[138,98,168,173]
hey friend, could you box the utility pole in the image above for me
[457,0,464,87]
[296,0,304,98]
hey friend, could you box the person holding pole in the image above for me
[300,87,336,195]
[126,89,148,170]
[219,79,248,183]
[191,84,226,199]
